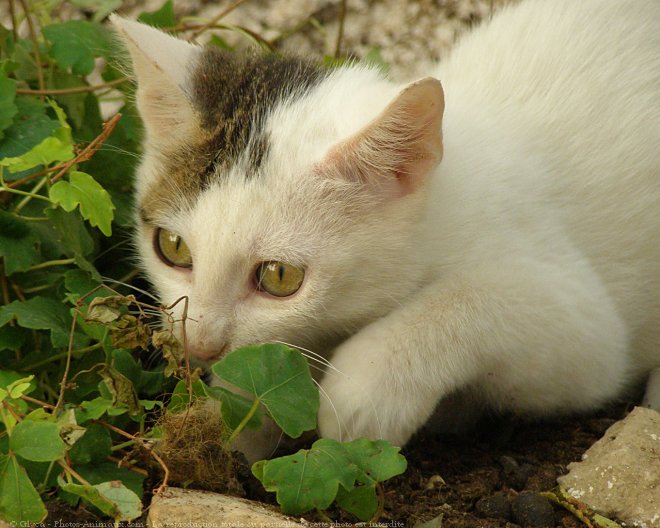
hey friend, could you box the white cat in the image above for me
[112,0,660,460]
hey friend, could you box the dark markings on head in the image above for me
[191,48,326,176]
[140,49,327,224]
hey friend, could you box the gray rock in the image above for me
[510,492,555,528]
[557,406,660,527]
[147,487,304,527]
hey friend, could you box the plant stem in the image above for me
[26,258,76,272]
[17,0,45,95]
[0,184,51,203]
[21,342,103,371]
[334,0,347,58]
[16,77,131,96]
[188,0,250,41]
[13,176,50,212]
[227,397,261,446]
[110,439,136,452]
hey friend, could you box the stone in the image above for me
[147,487,304,528]
[510,492,555,528]
[499,455,535,490]
[475,492,512,520]
[557,406,660,527]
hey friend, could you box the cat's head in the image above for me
[112,17,445,362]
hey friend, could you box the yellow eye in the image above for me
[255,261,305,297]
[154,228,193,269]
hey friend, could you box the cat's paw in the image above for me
[317,328,433,446]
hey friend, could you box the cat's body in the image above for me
[113,0,660,460]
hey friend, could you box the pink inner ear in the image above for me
[325,77,445,197]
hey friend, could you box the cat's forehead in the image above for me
[138,49,328,223]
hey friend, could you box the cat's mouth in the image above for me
[190,342,230,363]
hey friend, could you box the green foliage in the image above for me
[0,0,403,524]
[211,343,319,438]
[252,438,407,520]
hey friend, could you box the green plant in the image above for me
[0,0,405,523]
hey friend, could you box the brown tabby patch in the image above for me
[140,49,326,224]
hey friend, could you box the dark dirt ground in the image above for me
[44,400,637,528]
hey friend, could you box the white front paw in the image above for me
[316,330,432,446]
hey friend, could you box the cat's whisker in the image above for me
[101,276,161,303]
[314,379,345,443]
[272,340,343,375]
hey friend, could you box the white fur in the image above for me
[123,0,660,457]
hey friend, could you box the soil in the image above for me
[243,403,635,527]
[44,402,635,527]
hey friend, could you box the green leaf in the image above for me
[0,296,73,347]
[0,98,60,169]
[253,438,407,520]
[0,72,17,139]
[75,396,115,423]
[0,210,40,275]
[0,326,26,352]
[343,438,408,482]
[60,480,142,522]
[253,438,358,515]
[75,462,144,498]
[212,344,318,438]
[0,124,74,173]
[335,482,378,521]
[168,379,206,412]
[49,170,116,236]
[45,203,96,259]
[9,420,67,462]
[0,453,47,523]
[43,21,113,76]
[138,0,176,28]
[204,385,262,431]
[69,423,111,464]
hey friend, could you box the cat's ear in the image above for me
[323,77,444,196]
[110,15,200,150]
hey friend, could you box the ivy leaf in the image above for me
[9,420,67,462]
[60,480,142,522]
[0,72,17,139]
[68,423,111,464]
[204,385,263,431]
[49,170,116,236]
[252,438,358,515]
[212,344,319,438]
[0,454,47,523]
[0,210,40,275]
[253,438,407,520]
[43,21,113,76]
[0,98,60,170]
[0,296,73,347]
[138,0,176,28]
[0,100,73,173]
[75,396,115,424]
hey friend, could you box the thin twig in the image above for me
[20,394,56,410]
[6,113,122,191]
[187,0,251,41]
[17,0,45,95]
[58,460,92,486]
[8,0,18,42]
[50,113,122,185]
[53,305,81,415]
[16,77,131,96]
[334,0,347,58]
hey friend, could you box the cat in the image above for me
[111,0,660,461]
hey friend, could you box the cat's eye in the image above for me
[255,261,305,297]
[154,228,193,269]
